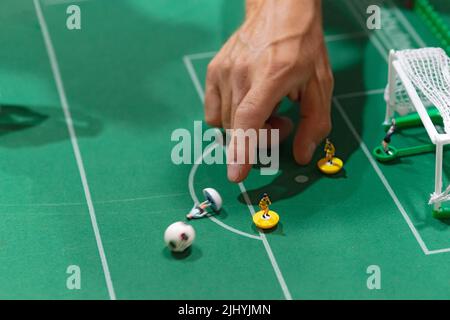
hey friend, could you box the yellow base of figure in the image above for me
[317,157,343,175]
[253,210,279,229]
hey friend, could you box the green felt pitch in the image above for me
[414,0,450,53]
[1,0,450,300]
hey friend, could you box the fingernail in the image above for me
[228,163,241,182]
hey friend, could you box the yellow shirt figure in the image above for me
[253,192,279,229]
[324,139,335,164]
[259,193,271,215]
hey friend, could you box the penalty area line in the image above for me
[33,0,116,299]
[333,97,431,255]
[183,54,293,300]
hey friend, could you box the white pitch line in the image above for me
[325,31,367,42]
[188,143,262,241]
[183,56,205,101]
[352,0,398,52]
[183,54,292,300]
[43,0,90,6]
[383,1,450,255]
[346,0,389,63]
[427,248,450,255]
[333,97,430,255]
[386,0,427,48]
[335,90,450,255]
[185,51,217,61]
[33,0,116,300]
[209,215,261,240]
[96,192,189,204]
[349,0,425,58]
[334,88,386,100]
[341,1,450,255]
[0,192,189,208]
[184,53,263,242]
[238,184,292,300]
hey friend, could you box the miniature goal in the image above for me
[384,47,450,218]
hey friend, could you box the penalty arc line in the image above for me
[183,55,293,300]
[188,143,262,241]
[184,54,261,241]
[33,0,116,299]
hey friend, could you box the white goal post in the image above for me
[384,47,450,214]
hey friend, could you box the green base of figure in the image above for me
[383,108,442,131]
[372,144,437,162]
[433,207,450,219]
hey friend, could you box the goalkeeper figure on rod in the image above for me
[382,119,397,155]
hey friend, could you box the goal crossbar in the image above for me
[384,48,450,216]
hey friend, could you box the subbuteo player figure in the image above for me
[382,119,397,154]
[324,138,336,164]
[259,193,272,219]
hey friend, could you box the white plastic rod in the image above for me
[435,133,450,144]
[434,142,444,210]
[393,60,440,143]
[384,50,396,124]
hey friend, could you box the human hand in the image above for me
[204,0,334,183]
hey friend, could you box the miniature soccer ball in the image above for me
[164,221,196,252]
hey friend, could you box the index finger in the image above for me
[227,82,285,182]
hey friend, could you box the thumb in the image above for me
[293,76,332,165]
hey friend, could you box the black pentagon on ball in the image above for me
[180,233,189,241]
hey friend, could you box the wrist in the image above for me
[245,0,321,30]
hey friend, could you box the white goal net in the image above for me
[384,48,450,210]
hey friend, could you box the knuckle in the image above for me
[220,62,232,74]
[207,60,219,77]
[265,58,298,79]
[207,59,217,71]
[233,60,249,76]
[221,60,232,74]
[231,61,250,90]
[236,98,258,120]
